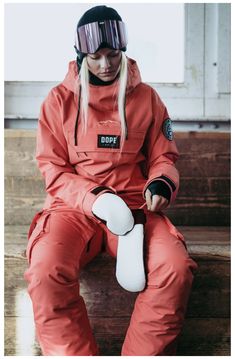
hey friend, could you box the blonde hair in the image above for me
[79,52,128,143]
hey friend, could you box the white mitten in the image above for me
[92,193,134,235]
[116,224,146,292]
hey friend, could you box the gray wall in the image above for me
[4,4,231,131]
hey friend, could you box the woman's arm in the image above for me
[142,89,180,207]
[36,89,115,217]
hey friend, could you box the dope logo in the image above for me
[97,135,120,148]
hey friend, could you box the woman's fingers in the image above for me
[145,191,169,212]
[145,189,152,210]
[150,194,162,211]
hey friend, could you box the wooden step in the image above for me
[4,253,230,356]
[4,225,230,356]
[4,129,230,226]
[4,225,230,259]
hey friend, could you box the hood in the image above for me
[62,57,142,110]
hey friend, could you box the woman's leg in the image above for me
[24,210,104,356]
[121,212,198,356]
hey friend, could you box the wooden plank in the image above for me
[4,129,36,138]
[4,316,230,356]
[5,130,230,178]
[176,155,230,178]
[4,225,230,257]
[210,177,230,193]
[166,206,230,226]
[5,129,230,139]
[174,131,230,140]
[4,176,231,197]
[4,128,231,225]
[174,132,230,153]
[177,317,230,356]
[4,195,231,226]
[4,185,230,206]
[5,151,230,178]
[178,225,230,241]
[5,177,45,196]
[4,225,230,253]
[5,273,230,318]
[4,317,42,356]
[4,197,44,226]
[180,177,230,195]
[4,151,39,177]
[4,256,230,318]
[4,129,230,142]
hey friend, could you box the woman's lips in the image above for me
[99,71,115,76]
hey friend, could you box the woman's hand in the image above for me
[145,189,169,212]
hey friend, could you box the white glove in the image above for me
[116,224,146,292]
[92,193,134,235]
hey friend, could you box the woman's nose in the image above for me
[100,56,111,69]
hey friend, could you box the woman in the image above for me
[24,5,197,356]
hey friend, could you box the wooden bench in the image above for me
[4,129,230,356]
[5,130,230,226]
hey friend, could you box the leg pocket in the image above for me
[26,212,51,264]
[159,212,188,250]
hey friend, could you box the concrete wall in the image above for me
[4,4,231,130]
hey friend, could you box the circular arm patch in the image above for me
[162,118,173,141]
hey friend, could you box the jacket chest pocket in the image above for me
[67,129,145,164]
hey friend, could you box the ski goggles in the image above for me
[75,19,127,54]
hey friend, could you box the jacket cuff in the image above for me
[82,185,116,218]
[143,175,176,203]
[145,180,171,202]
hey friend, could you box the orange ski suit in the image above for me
[24,57,197,356]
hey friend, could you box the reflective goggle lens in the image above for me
[75,19,127,54]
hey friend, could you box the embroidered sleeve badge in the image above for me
[162,118,173,141]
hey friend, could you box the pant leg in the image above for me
[121,212,198,356]
[24,209,104,356]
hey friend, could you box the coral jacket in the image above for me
[36,57,179,218]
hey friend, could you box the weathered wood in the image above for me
[4,197,44,225]
[4,227,231,356]
[4,316,230,356]
[4,254,230,318]
[180,177,230,195]
[4,129,231,225]
[4,225,230,258]
[5,177,45,196]
[5,131,230,178]
[177,317,230,356]
[4,196,231,226]
[5,150,230,178]
[4,177,231,198]
[176,156,230,178]
[166,206,230,226]
[4,128,231,355]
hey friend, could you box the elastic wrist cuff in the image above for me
[147,180,171,202]
[91,186,115,195]
[82,186,116,217]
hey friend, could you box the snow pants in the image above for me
[24,207,198,356]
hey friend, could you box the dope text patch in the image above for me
[97,135,120,149]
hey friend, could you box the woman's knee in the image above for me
[24,236,80,293]
[146,240,197,288]
[165,256,196,287]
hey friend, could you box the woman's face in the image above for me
[86,48,122,82]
